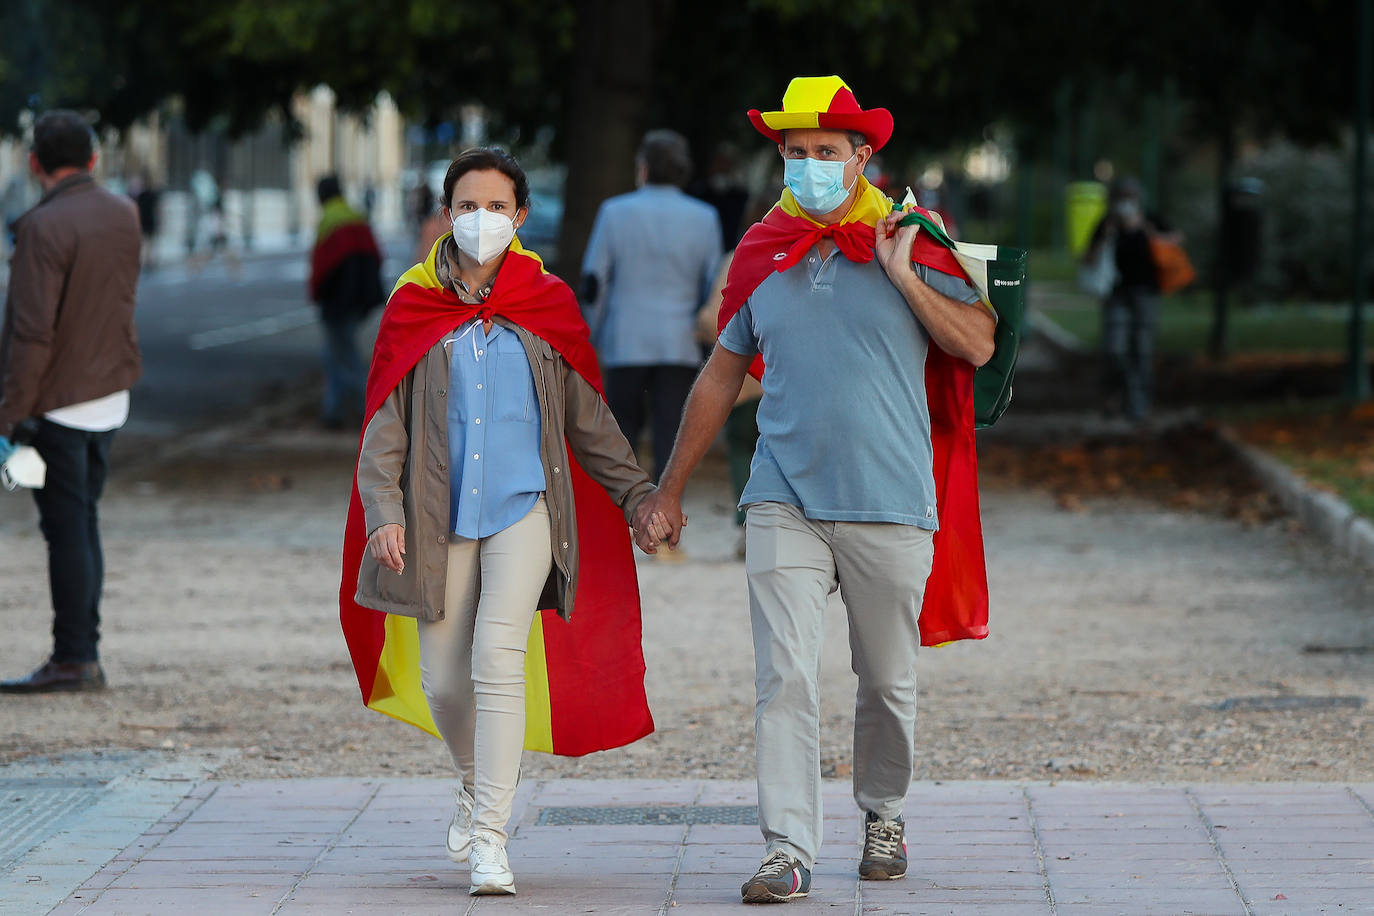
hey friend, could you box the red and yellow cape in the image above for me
[310,197,381,302]
[339,236,654,755]
[720,179,990,646]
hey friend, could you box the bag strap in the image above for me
[897,209,958,251]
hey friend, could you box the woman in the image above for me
[1083,177,1179,421]
[346,148,672,896]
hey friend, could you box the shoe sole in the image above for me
[446,842,469,864]
[859,865,906,880]
[741,885,808,904]
[470,880,516,896]
[0,682,105,694]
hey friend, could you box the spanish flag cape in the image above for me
[310,196,382,301]
[339,235,655,756]
[719,178,990,645]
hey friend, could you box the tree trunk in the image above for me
[1207,120,1236,362]
[553,0,667,283]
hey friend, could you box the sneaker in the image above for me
[859,811,907,880]
[741,850,810,903]
[445,786,474,863]
[469,831,516,896]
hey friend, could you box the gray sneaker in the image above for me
[859,811,907,880]
[741,850,811,903]
[445,786,474,863]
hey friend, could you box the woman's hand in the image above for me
[368,523,406,574]
[632,500,686,554]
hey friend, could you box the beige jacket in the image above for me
[354,300,654,623]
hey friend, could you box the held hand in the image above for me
[874,210,920,282]
[368,523,406,574]
[633,493,687,554]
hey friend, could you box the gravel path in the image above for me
[1,423,1371,786]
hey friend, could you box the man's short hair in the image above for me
[638,129,692,187]
[317,174,342,205]
[31,110,94,174]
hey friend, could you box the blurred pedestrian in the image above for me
[687,141,751,248]
[413,183,449,264]
[694,194,774,558]
[343,147,672,896]
[309,174,383,429]
[0,110,142,693]
[635,75,995,903]
[1083,176,1178,420]
[128,169,161,270]
[580,129,722,482]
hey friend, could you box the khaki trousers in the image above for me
[745,501,935,869]
[418,497,552,842]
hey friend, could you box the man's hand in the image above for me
[0,435,15,467]
[632,492,687,554]
[368,523,406,574]
[874,210,921,283]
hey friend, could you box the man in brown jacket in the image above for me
[0,110,142,693]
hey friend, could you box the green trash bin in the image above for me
[1065,181,1107,257]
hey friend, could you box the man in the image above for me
[633,76,995,903]
[580,129,721,482]
[0,110,142,693]
[309,174,383,429]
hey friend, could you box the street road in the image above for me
[123,240,410,438]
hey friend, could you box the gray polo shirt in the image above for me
[718,247,981,529]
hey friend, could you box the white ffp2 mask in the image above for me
[451,208,516,264]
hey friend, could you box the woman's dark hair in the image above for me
[31,110,94,173]
[442,147,530,210]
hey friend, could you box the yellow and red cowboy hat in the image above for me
[748,75,894,151]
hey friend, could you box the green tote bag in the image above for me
[898,210,1027,429]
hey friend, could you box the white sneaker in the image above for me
[445,786,474,863]
[469,831,516,895]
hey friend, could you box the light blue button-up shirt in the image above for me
[447,321,546,539]
[580,185,722,368]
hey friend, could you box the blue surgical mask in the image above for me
[784,153,858,215]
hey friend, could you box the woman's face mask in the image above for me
[451,207,516,264]
[783,152,858,215]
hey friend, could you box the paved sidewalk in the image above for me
[6,774,1374,915]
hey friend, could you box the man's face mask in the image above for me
[451,208,516,264]
[783,152,858,215]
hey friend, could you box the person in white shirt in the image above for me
[0,110,141,693]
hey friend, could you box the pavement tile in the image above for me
[525,777,700,806]
[858,906,1054,916]
[278,885,465,907]
[691,779,755,804]
[869,887,1055,906]
[1052,907,1239,916]
[61,888,281,914]
[1052,892,1248,910]
[286,871,465,891]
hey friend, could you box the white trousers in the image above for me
[745,501,935,870]
[418,497,553,842]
